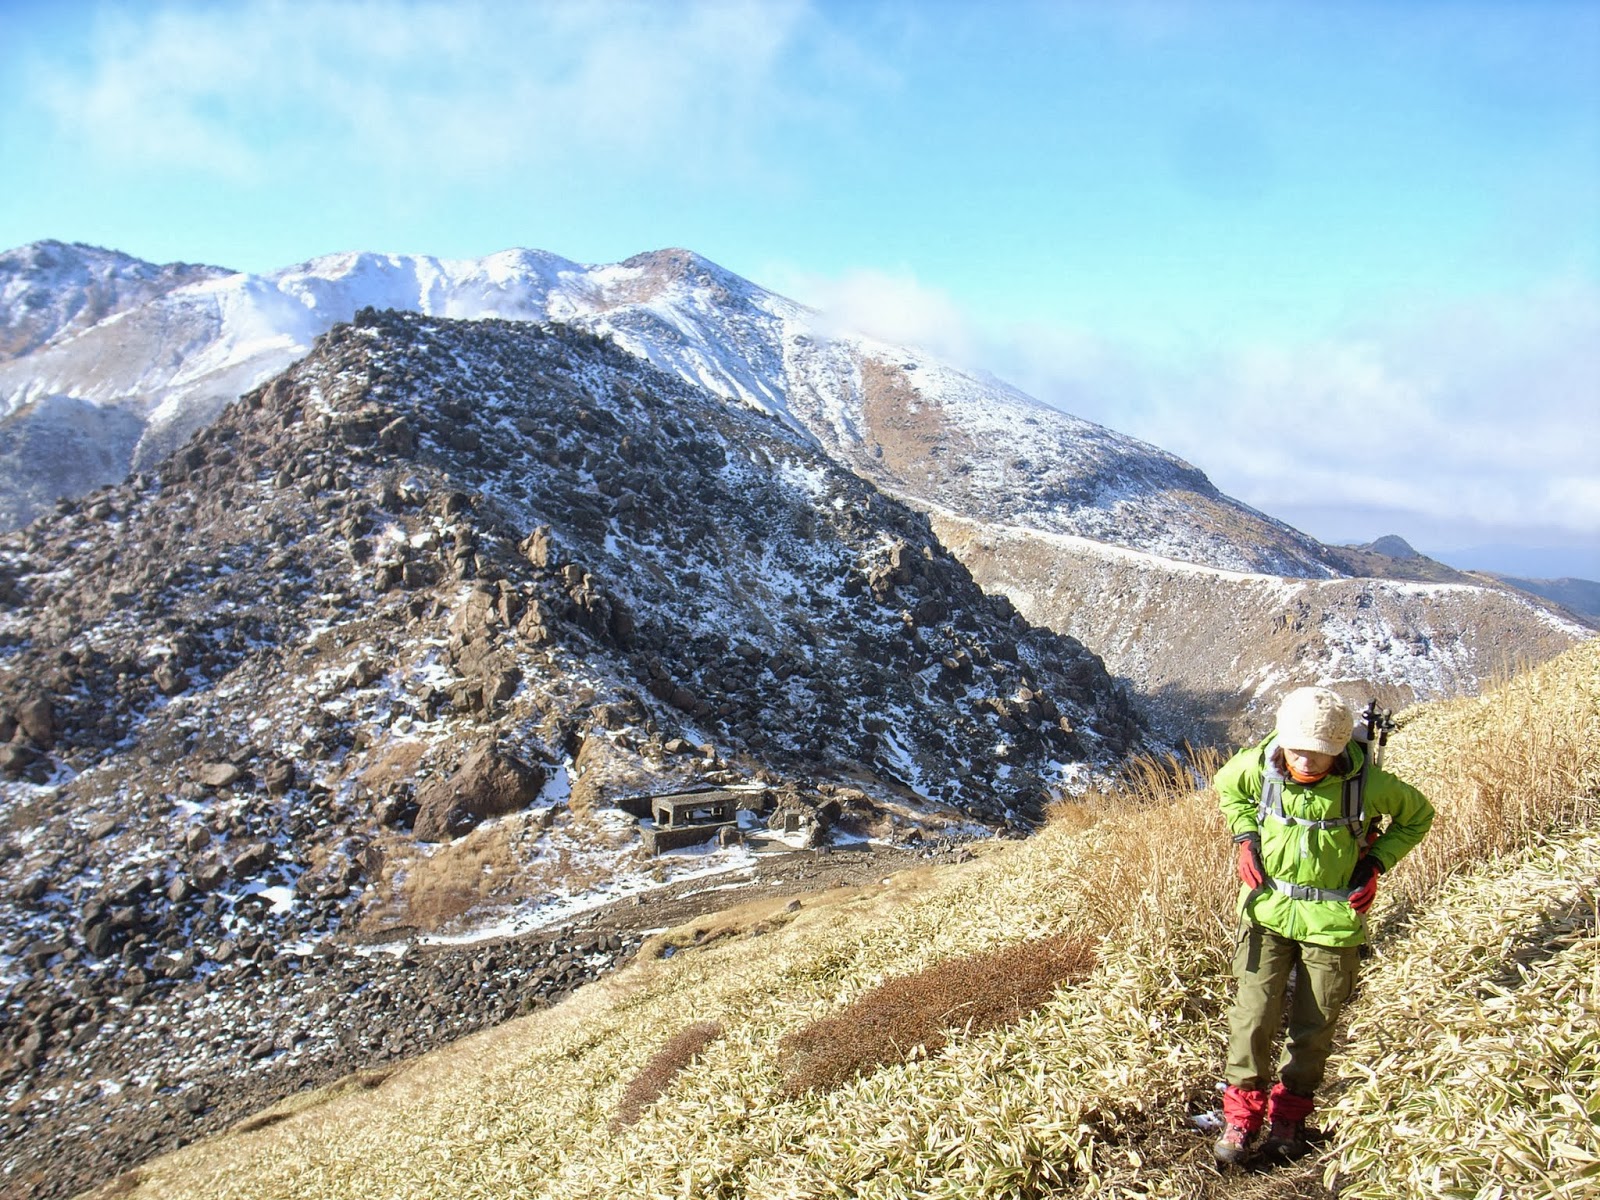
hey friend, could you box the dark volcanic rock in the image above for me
[263,759,296,795]
[195,761,245,789]
[413,744,546,841]
[13,693,55,748]
[0,312,1145,1199]
[229,842,276,879]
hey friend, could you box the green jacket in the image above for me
[1214,734,1435,947]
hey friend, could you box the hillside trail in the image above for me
[37,833,1349,1200]
[533,837,1345,1200]
[551,838,964,945]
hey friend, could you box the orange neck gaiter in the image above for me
[1286,762,1329,785]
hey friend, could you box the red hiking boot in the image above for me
[1215,1085,1267,1166]
[1260,1083,1316,1162]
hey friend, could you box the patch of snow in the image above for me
[415,842,761,948]
[877,727,929,797]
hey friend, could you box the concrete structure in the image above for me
[640,788,766,854]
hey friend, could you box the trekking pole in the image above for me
[1367,701,1393,770]
[1358,700,1395,850]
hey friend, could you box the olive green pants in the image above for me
[1225,922,1360,1096]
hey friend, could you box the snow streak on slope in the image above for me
[0,243,1337,575]
[931,511,1593,745]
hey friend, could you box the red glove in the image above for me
[1233,832,1265,888]
[1348,856,1383,913]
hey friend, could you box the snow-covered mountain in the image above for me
[0,242,1337,575]
[0,240,228,361]
[1,240,1588,740]
[0,313,1144,1191]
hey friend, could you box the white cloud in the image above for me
[1180,286,1600,540]
[791,268,1600,564]
[777,266,980,363]
[25,0,823,186]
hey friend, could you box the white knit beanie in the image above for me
[1275,686,1354,756]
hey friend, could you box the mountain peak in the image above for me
[619,247,722,276]
[0,241,230,362]
[1365,534,1421,559]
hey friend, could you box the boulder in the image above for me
[379,416,416,454]
[230,842,276,879]
[343,658,384,690]
[263,759,297,795]
[82,921,116,959]
[486,669,521,707]
[488,584,522,628]
[191,861,228,892]
[520,525,554,569]
[516,598,554,644]
[0,743,39,776]
[196,762,245,790]
[153,661,187,696]
[413,745,546,841]
[15,695,55,749]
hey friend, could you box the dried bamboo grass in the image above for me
[776,933,1096,1097]
[613,1020,724,1128]
[1328,832,1600,1199]
[100,641,1600,1200]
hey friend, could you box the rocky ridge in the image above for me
[933,513,1593,744]
[0,311,1141,1196]
[0,242,1339,576]
[0,240,227,362]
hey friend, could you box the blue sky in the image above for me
[3,0,1597,577]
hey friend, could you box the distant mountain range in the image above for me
[1340,534,1600,622]
[1,239,1590,744]
[0,240,1337,574]
[1483,574,1600,621]
[0,239,1592,1192]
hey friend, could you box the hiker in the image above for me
[1212,686,1434,1166]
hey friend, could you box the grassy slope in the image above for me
[87,642,1600,1200]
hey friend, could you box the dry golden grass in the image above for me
[777,933,1096,1097]
[98,640,1600,1200]
[613,1021,723,1129]
[1373,647,1600,919]
[1047,746,1237,962]
[634,890,820,960]
[398,823,528,930]
[1048,747,1225,818]
[357,809,644,935]
[230,1070,396,1136]
[1328,831,1599,1198]
[353,739,430,793]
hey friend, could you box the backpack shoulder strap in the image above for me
[1259,736,1365,834]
